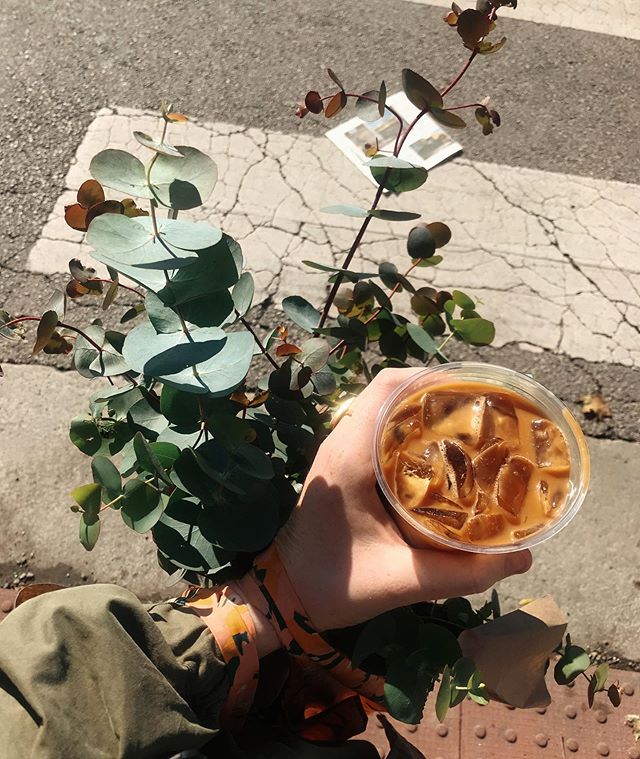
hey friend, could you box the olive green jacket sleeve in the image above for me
[0,584,379,759]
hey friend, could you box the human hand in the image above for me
[275,368,532,632]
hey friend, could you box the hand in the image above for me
[275,368,532,632]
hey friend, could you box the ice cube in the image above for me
[480,393,520,447]
[422,392,485,445]
[512,524,544,540]
[412,502,468,530]
[473,491,491,514]
[531,419,570,470]
[395,452,433,508]
[442,439,475,500]
[473,440,510,492]
[463,514,505,542]
[497,455,534,517]
[402,439,446,488]
[539,479,566,515]
[382,413,421,459]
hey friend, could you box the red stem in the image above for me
[440,51,478,98]
[89,278,141,296]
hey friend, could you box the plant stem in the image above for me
[425,331,456,366]
[100,476,159,511]
[89,278,141,296]
[440,51,478,98]
[236,310,279,369]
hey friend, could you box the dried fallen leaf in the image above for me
[625,714,640,742]
[579,393,612,420]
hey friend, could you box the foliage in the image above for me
[0,0,620,738]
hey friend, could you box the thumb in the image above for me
[408,548,533,601]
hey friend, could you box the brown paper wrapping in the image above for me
[458,596,567,709]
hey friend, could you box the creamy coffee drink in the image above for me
[379,382,571,547]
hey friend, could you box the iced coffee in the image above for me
[379,382,572,547]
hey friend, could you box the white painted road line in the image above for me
[404,0,640,41]
[29,107,640,366]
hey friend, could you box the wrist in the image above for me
[233,575,282,659]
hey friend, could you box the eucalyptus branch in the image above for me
[88,278,141,296]
[237,311,279,369]
[99,476,161,512]
[328,261,419,357]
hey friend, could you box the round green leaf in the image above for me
[149,146,218,210]
[435,667,452,723]
[89,149,153,198]
[133,131,183,157]
[300,339,329,372]
[79,513,101,551]
[121,479,163,533]
[123,322,253,395]
[87,215,209,271]
[384,649,438,724]
[369,156,428,194]
[70,482,102,517]
[91,456,122,502]
[282,296,321,333]
[133,432,173,485]
[407,225,436,259]
[431,108,467,129]
[406,323,439,355]
[199,484,280,552]
[450,317,495,346]
[369,209,421,222]
[69,417,103,456]
[452,290,475,309]
[554,645,591,685]
[355,90,383,122]
[401,69,443,111]
[321,204,369,217]
[232,272,254,317]
[160,385,201,429]
[145,292,183,334]
[157,235,241,306]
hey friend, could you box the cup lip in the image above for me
[372,362,591,554]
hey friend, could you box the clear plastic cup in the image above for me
[372,362,590,553]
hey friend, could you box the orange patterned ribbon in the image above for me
[251,543,386,713]
[172,582,259,729]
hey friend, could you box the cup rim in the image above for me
[372,362,591,554]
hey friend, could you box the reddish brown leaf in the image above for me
[66,280,91,299]
[295,102,309,119]
[42,331,73,355]
[77,179,105,209]
[85,199,124,228]
[443,9,459,25]
[64,203,89,232]
[166,112,188,123]
[456,8,491,47]
[327,68,344,90]
[304,91,324,114]
[431,108,467,129]
[427,222,452,248]
[32,310,59,356]
[276,325,289,341]
[325,90,347,119]
[275,343,302,357]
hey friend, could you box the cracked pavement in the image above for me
[26,106,640,367]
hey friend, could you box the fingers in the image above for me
[407,547,533,602]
